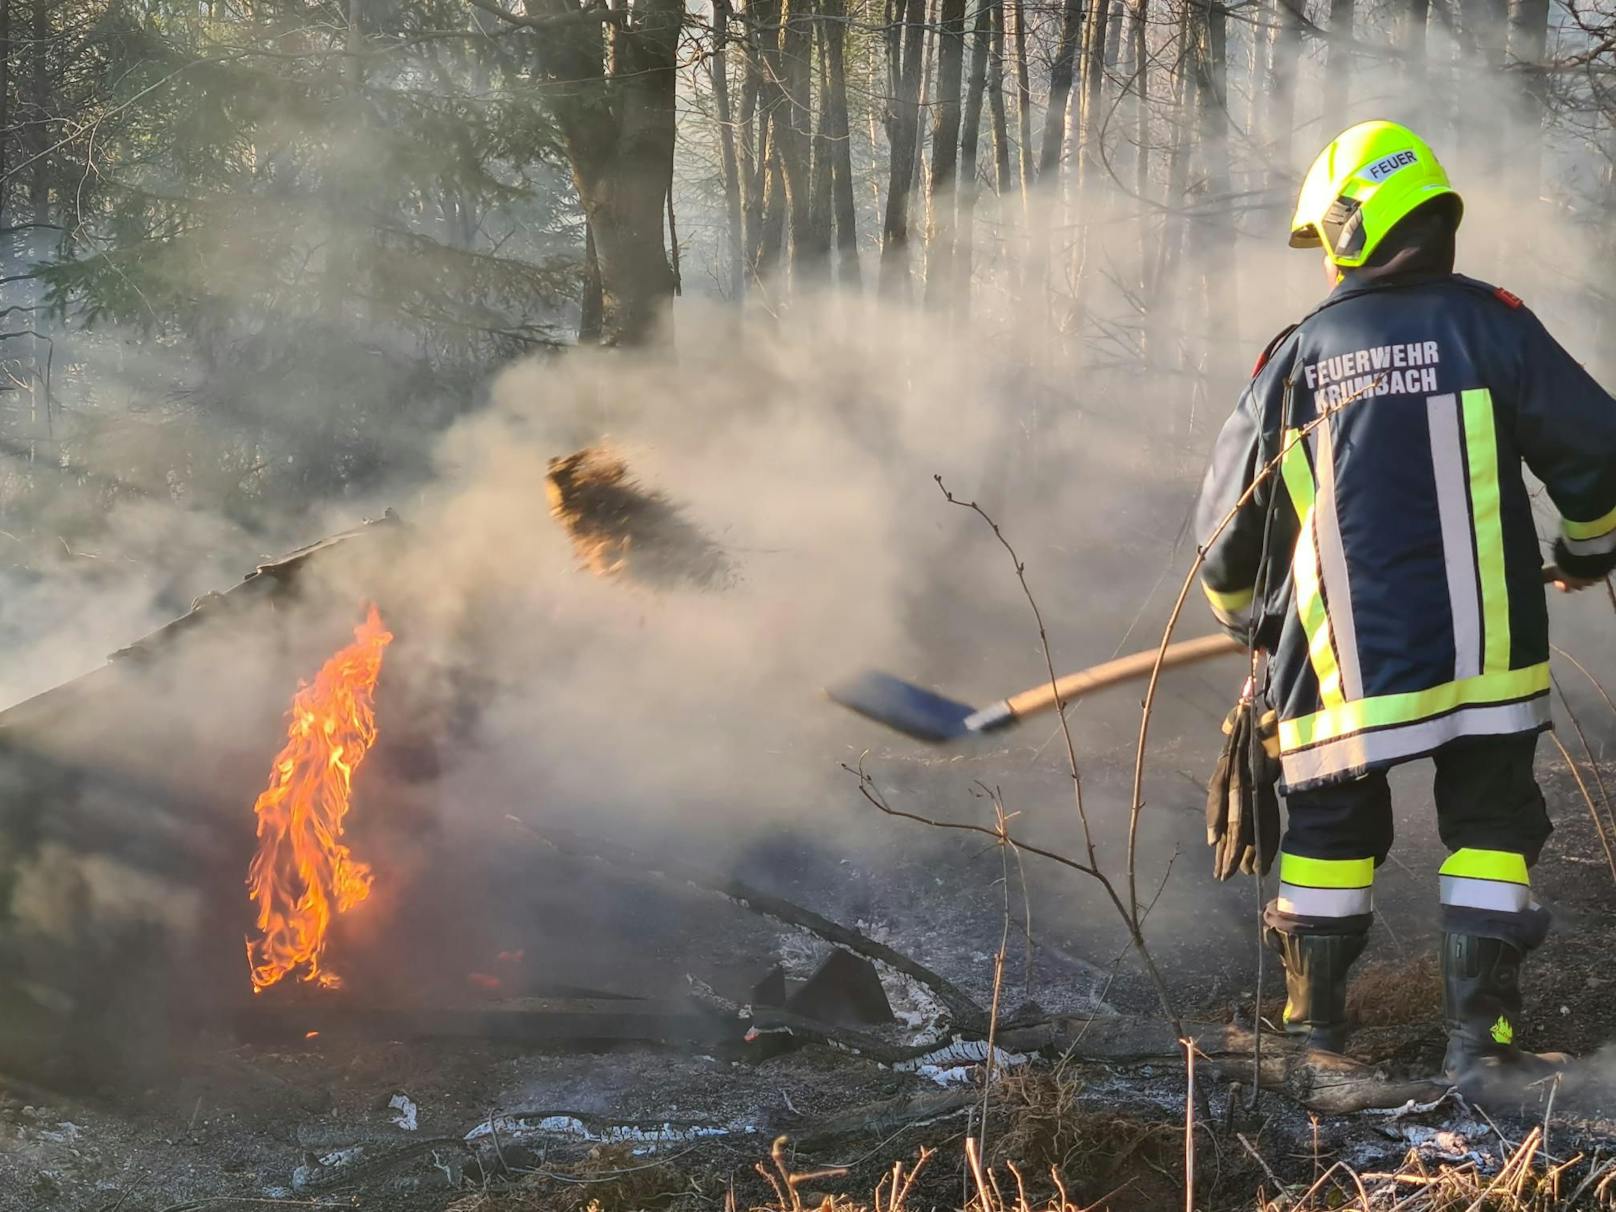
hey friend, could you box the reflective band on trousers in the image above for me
[1202,581,1254,633]
[1277,853,1373,917]
[1563,502,1616,542]
[1439,848,1532,913]
[1280,694,1549,787]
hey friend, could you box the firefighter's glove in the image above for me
[1205,688,1280,881]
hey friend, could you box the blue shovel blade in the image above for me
[826,671,977,743]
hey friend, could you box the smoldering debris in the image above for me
[544,444,732,590]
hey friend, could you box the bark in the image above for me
[1268,0,1302,173]
[878,0,929,295]
[1324,0,1354,119]
[1151,0,1196,306]
[751,0,793,279]
[778,0,817,273]
[1506,0,1549,200]
[27,0,48,445]
[1458,0,1508,174]
[820,0,862,286]
[532,0,682,346]
[1103,0,1125,65]
[1196,0,1235,342]
[957,0,993,306]
[925,0,968,309]
[1,0,11,240]
[1010,0,1034,203]
[1401,0,1429,67]
[987,0,1012,195]
[739,0,768,269]
[805,35,835,271]
[712,0,746,298]
[1036,0,1086,180]
[1129,0,1150,212]
[580,222,604,343]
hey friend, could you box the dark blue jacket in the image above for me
[1196,273,1616,791]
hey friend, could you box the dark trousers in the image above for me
[1281,733,1552,867]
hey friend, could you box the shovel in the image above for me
[833,566,1572,744]
[829,633,1241,743]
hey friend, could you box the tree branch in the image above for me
[465,0,620,30]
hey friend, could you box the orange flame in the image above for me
[245,605,393,993]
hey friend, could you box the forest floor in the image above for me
[6,741,1616,1211]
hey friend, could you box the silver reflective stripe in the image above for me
[1427,393,1481,682]
[1439,875,1531,913]
[1562,529,1616,557]
[1277,884,1373,917]
[1280,696,1550,788]
[1310,421,1364,701]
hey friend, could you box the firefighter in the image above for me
[1195,120,1616,1078]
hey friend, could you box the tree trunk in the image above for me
[1,0,13,239]
[1324,0,1354,119]
[1036,0,1085,180]
[713,0,746,299]
[1268,0,1302,174]
[1400,0,1429,68]
[1129,0,1150,216]
[806,35,835,271]
[1104,0,1125,64]
[536,0,682,346]
[580,222,604,342]
[739,0,769,270]
[1010,0,1033,204]
[957,0,993,307]
[27,0,48,449]
[1196,0,1235,343]
[925,0,968,309]
[1458,0,1508,175]
[1506,0,1548,200]
[778,0,817,273]
[1151,0,1196,305]
[879,0,928,295]
[987,0,1012,195]
[820,0,861,286]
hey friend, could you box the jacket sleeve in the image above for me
[1509,308,1616,579]
[1195,373,1279,643]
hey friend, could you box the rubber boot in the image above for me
[1441,932,1565,1082]
[1263,926,1367,1054]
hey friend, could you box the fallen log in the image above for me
[505,816,987,1030]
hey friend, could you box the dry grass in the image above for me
[1253,1126,1616,1210]
[545,445,731,590]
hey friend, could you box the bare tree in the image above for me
[820,0,862,286]
[471,0,682,346]
[713,0,746,298]
[879,0,929,294]
[925,0,969,308]
[956,0,995,307]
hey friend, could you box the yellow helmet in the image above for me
[1290,121,1463,267]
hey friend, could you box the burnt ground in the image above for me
[8,715,1616,1212]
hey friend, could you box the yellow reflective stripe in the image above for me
[1439,848,1529,885]
[1279,853,1374,889]
[1280,430,1345,709]
[1461,389,1511,675]
[1202,582,1255,613]
[1278,662,1549,751]
[1563,502,1616,541]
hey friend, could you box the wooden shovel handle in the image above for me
[1003,565,1566,724]
[1005,633,1241,721]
